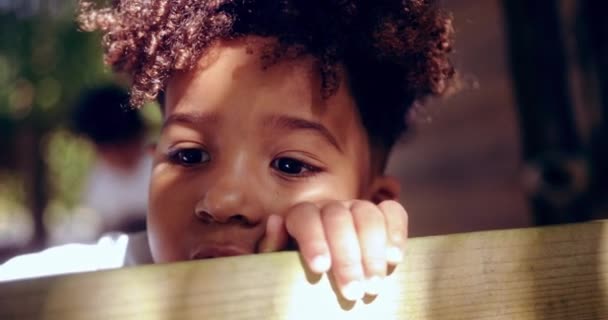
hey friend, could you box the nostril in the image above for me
[228,214,260,227]
[229,214,249,224]
[195,210,216,224]
[195,210,257,226]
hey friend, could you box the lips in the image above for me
[190,244,252,260]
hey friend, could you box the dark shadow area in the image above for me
[500,1,608,317]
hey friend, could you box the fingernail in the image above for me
[342,281,364,301]
[311,255,330,272]
[366,276,383,295]
[387,247,403,263]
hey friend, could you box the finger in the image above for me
[322,201,365,301]
[350,200,387,295]
[258,214,288,253]
[378,200,408,264]
[285,202,331,273]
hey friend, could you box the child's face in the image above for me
[148,37,383,262]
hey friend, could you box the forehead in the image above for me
[164,37,369,152]
[167,38,321,114]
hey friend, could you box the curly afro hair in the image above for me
[78,0,454,151]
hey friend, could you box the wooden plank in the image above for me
[1,220,607,320]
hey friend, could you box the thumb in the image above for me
[257,215,288,253]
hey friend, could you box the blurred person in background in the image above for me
[71,85,151,236]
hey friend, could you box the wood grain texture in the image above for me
[1,220,607,320]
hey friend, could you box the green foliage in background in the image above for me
[0,7,114,224]
[0,6,163,230]
[0,12,110,128]
[45,130,96,210]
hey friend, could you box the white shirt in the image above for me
[83,155,151,231]
[0,232,152,282]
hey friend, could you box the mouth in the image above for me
[190,244,252,260]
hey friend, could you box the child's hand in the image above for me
[259,200,408,301]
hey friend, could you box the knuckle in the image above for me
[285,203,319,234]
[288,202,318,217]
[350,200,379,217]
[382,200,408,220]
[351,201,385,232]
[379,200,408,227]
[321,201,349,217]
[293,201,318,212]
[379,200,403,212]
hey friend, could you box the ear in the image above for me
[368,175,401,204]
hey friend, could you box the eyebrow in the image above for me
[162,112,343,153]
[162,112,220,132]
[264,115,343,153]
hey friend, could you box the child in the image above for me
[1,0,454,302]
[72,85,151,237]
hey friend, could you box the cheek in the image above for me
[275,171,363,210]
[147,163,197,262]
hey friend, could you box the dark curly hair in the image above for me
[78,0,454,151]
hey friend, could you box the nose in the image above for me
[194,158,263,226]
[194,210,252,225]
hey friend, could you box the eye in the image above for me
[271,157,319,176]
[169,148,210,166]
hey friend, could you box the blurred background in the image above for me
[0,0,606,262]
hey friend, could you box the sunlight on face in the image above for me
[147,36,376,263]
